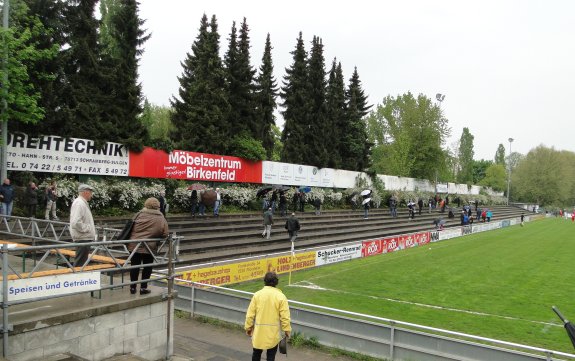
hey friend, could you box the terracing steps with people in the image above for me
[105,205,527,266]
[1,205,528,267]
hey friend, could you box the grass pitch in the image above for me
[231,217,575,353]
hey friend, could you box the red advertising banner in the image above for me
[129,147,263,183]
[362,231,431,258]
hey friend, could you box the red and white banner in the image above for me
[129,147,262,183]
[362,231,431,257]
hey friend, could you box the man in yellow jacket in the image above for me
[245,272,291,361]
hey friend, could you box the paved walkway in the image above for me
[173,316,359,361]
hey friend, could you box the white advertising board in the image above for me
[7,133,129,176]
[2,272,101,302]
[439,228,461,241]
[262,161,334,187]
[316,243,362,266]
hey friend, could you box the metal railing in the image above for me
[0,216,182,359]
[171,281,575,361]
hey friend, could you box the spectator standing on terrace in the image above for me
[25,182,39,218]
[44,180,59,220]
[70,184,96,267]
[428,198,433,213]
[417,198,423,215]
[298,191,306,212]
[128,197,169,295]
[158,191,167,217]
[390,197,397,218]
[279,192,287,217]
[476,207,482,221]
[262,207,273,240]
[0,178,14,216]
[245,272,291,361]
[190,190,199,218]
[481,209,487,222]
[486,209,493,222]
[198,190,206,216]
[270,191,277,214]
[407,200,415,220]
[285,213,300,243]
[313,197,321,215]
[214,188,222,217]
[363,199,370,219]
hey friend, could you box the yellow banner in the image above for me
[176,251,316,287]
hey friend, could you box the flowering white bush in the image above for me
[35,176,507,215]
[222,185,257,208]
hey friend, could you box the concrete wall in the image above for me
[2,296,172,361]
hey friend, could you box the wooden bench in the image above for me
[0,240,127,266]
[0,263,116,280]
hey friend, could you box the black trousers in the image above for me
[27,204,37,218]
[252,344,278,361]
[130,253,154,289]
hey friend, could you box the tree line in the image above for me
[1,0,574,207]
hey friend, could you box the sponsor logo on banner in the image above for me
[316,243,362,265]
[462,225,472,235]
[129,147,262,183]
[383,237,399,253]
[177,252,316,287]
[430,231,440,242]
[2,272,101,301]
[439,228,461,241]
[7,133,128,176]
[501,220,510,227]
[362,240,383,257]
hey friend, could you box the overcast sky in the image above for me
[138,0,575,161]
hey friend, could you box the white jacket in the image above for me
[70,196,96,241]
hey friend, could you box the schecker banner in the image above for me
[129,147,262,183]
[316,243,362,266]
[362,231,431,257]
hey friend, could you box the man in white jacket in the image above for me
[70,184,96,267]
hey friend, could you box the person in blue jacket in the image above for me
[0,178,15,216]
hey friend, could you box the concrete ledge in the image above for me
[8,288,166,335]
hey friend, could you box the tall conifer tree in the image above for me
[306,36,328,167]
[255,33,278,160]
[171,14,230,154]
[100,0,150,149]
[280,32,309,164]
[60,0,109,142]
[342,67,372,171]
[325,59,346,168]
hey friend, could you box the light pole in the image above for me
[435,94,445,193]
[1,0,9,182]
[506,137,514,205]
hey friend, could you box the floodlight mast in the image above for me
[506,138,514,205]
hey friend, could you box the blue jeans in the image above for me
[213,200,221,216]
[1,201,13,216]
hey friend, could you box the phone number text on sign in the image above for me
[7,133,129,176]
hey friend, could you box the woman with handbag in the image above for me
[128,197,169,295]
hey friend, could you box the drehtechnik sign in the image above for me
[1,272,101,302]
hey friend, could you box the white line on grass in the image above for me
[290,281,561,328]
